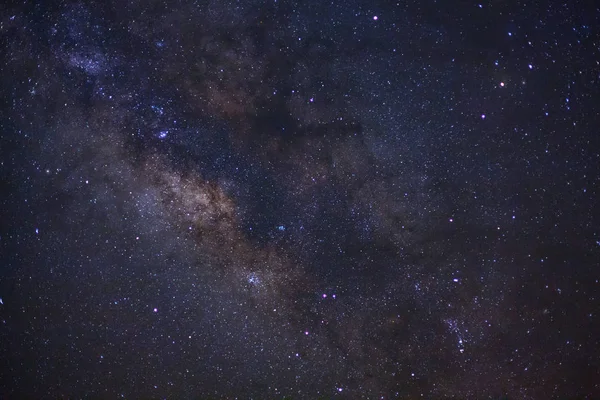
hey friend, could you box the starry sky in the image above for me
[1,0,599,398]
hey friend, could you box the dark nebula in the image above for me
[1,0,599,398]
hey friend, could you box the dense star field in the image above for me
[1,0,599,398]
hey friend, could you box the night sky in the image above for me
[1,0,599,398]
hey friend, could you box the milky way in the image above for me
[1,0,599,398]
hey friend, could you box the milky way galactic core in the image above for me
[0,0,599,398]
